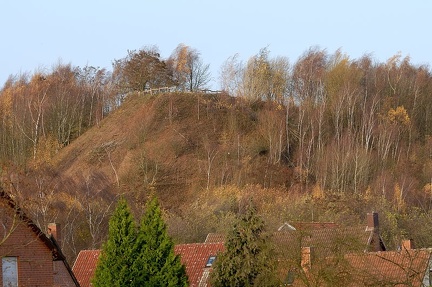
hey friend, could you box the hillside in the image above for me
[52,91,293,209]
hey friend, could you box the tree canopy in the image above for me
[113,46,175,92]
[210,199,278,287]
[130,195,188,287]
[92,196,187,287]
[92,197,136,286]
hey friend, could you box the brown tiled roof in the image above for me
[290,222,339,230]
[174,242,225,287]
[208,222,379,252]
[285,249,432,287]
[204,233,225,243]
[346,249,432,286]
[273,225,383,257]
[205,225,383,263]
[304,226,373,250]
[72,250,101,287]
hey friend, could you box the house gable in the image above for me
[0,189,79,287]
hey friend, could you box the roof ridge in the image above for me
[175,242,225,247]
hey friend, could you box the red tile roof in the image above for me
[174,243,225,287]
[286,248,432,286]
[73,243,225,287]
[72,250,101,287]
[346,249,432,287]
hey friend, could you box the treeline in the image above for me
[0,44,210,167]
[0,64,110,166]
[220,47,432,204]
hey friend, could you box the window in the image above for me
[2,257,18,287]
[285,270,295,285]
[205,256,216,267]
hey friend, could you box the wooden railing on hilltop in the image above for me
[140,86,223,95]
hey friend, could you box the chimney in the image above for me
[301,246,314,270]
[401,239,415,250]
[366,212,379,231]
[48,223,61,245]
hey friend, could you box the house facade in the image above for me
[0,189,79,287]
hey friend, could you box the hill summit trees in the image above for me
[92,195,187,287]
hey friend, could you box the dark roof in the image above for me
[279,222,339,231]
[207,223,383,256]
[0,188,80,286]
[273,225,386,262]
[72,250,101,287]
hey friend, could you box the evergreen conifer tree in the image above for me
[210,200,279,287]
[130,195,188,287]
[92,197,136,287]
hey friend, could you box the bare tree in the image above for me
[168,43,211,92]
[239,47,291,103]
[269,56,290,103]
[242,47,272,101]
[0,194,20,247]
[76,174,115,249]
[219,53,244,96]
[14,73,50,160]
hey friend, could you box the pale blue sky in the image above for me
[1,1,431,89]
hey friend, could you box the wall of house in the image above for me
[0,202,54,286]
[54,261,77,287]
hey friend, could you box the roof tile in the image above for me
[72,250,101,287]
[175,243,225,287]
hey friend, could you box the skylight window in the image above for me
[205,256,216,267]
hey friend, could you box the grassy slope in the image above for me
[52,92,294,212]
